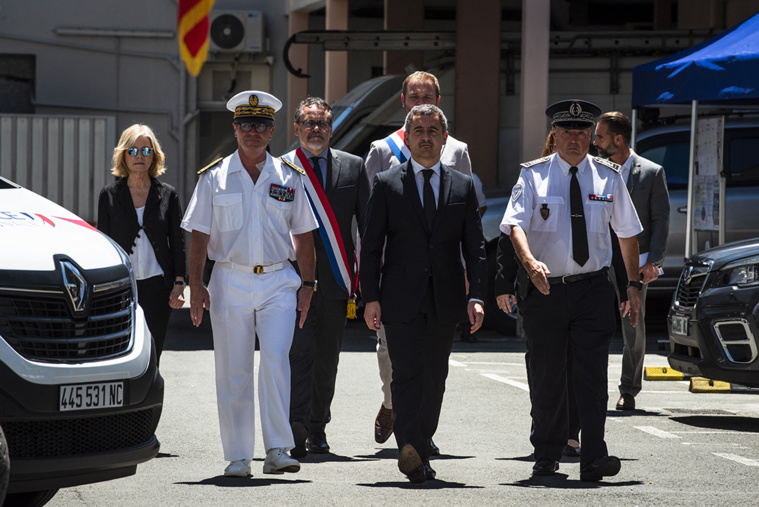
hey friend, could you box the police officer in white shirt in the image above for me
[182,90,318,478]
[500,99,643,482]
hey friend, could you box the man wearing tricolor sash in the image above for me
[365,71,483,453]
[283,97,370,459]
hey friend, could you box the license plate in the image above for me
[671,315,689,336]
[59,382,124,411]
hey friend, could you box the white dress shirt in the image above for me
[500,153,642,277]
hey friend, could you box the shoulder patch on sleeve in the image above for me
[280,156,306,176]
[520,156,552,169]
[593,156,621,173]
[197,157,223,175]
[511,184,523,202]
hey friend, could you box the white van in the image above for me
[0,176,163,506]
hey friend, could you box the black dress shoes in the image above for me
[616,393,636,411]
[563,444,581,458]
[307,432,330,454]
[398,444,426,484]
[580,455,621,482]
[425,438,440,457]
[290,422,308,459]
[423,459,436,480]
[532,459,559,476]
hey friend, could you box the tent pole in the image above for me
[685,100,697,258]
[631,109,637,151]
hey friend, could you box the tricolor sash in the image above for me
[383,128,411,166]
[282,149,357,302]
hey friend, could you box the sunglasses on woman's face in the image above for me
[127,147,153,157]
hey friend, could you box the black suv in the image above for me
[668,237,759,385]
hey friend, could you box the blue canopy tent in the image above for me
[632,11,759,108]
[631,11,759,256]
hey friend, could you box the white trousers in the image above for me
[209,262,300,461]
[376,324,393,409]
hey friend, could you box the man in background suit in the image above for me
[283,97,370,457]
[365,70,483,450]
[361,104,486,483]
[594,112,670,411]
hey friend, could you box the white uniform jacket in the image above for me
[181,150,318,265]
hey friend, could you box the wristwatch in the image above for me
[627,280,643,290]
[301,280,316,288]
[174,280,186,287]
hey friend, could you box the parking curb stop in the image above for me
[644,366,689,381]
[689,377,731,393]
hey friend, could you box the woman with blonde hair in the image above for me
[98,124,186,364]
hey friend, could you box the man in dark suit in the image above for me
[360,104,486,484]
[283,97,370,458]
[594,112,670,411]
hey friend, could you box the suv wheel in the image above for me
[0,425,8,505]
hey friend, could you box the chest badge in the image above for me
[540,203,550,220]
[270,184,295,202]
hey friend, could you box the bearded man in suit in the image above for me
[283,97,370,458]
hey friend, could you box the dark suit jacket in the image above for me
[360,161,486,325]
[311,148,370,300]
[627,153,670,266]
[97,177,186,287]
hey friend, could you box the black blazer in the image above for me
[310,148,370,300]
[97,177,186,287]
[360,161,486,325]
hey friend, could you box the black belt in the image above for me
[547,267,608,285]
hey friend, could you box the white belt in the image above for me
[222,261,285,274]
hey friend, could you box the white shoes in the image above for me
[223,459,251,477]
[263,448,300,474]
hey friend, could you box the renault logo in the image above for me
[61,261,88,313]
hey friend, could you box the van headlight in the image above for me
[715,256,759,288]
[106,236,139,306]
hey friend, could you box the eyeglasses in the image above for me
[127,147,153,157]
[298,120,331,130]
[236,122,271,133]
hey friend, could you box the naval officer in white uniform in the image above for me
[182,90,318,478]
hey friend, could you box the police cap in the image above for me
[226,90,282,124]
[546,99,601,129]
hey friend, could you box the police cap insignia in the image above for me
[249,95,259,106]
[546,99,601,129]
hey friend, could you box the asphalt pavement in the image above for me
[47,303,759,506]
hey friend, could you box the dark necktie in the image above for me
[422,169,436,230]
[569,166,589,266]
[310,156,324,188]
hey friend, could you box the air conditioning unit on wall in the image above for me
[209,10,264,53]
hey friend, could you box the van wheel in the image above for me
[0,425,8,505]
[3,489,59,507]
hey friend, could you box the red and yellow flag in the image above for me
[178,0,215,76]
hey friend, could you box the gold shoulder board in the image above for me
[593,156,621,173]
[197,157,223,175]
[281,156,306,176]
[520,156,552,169]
